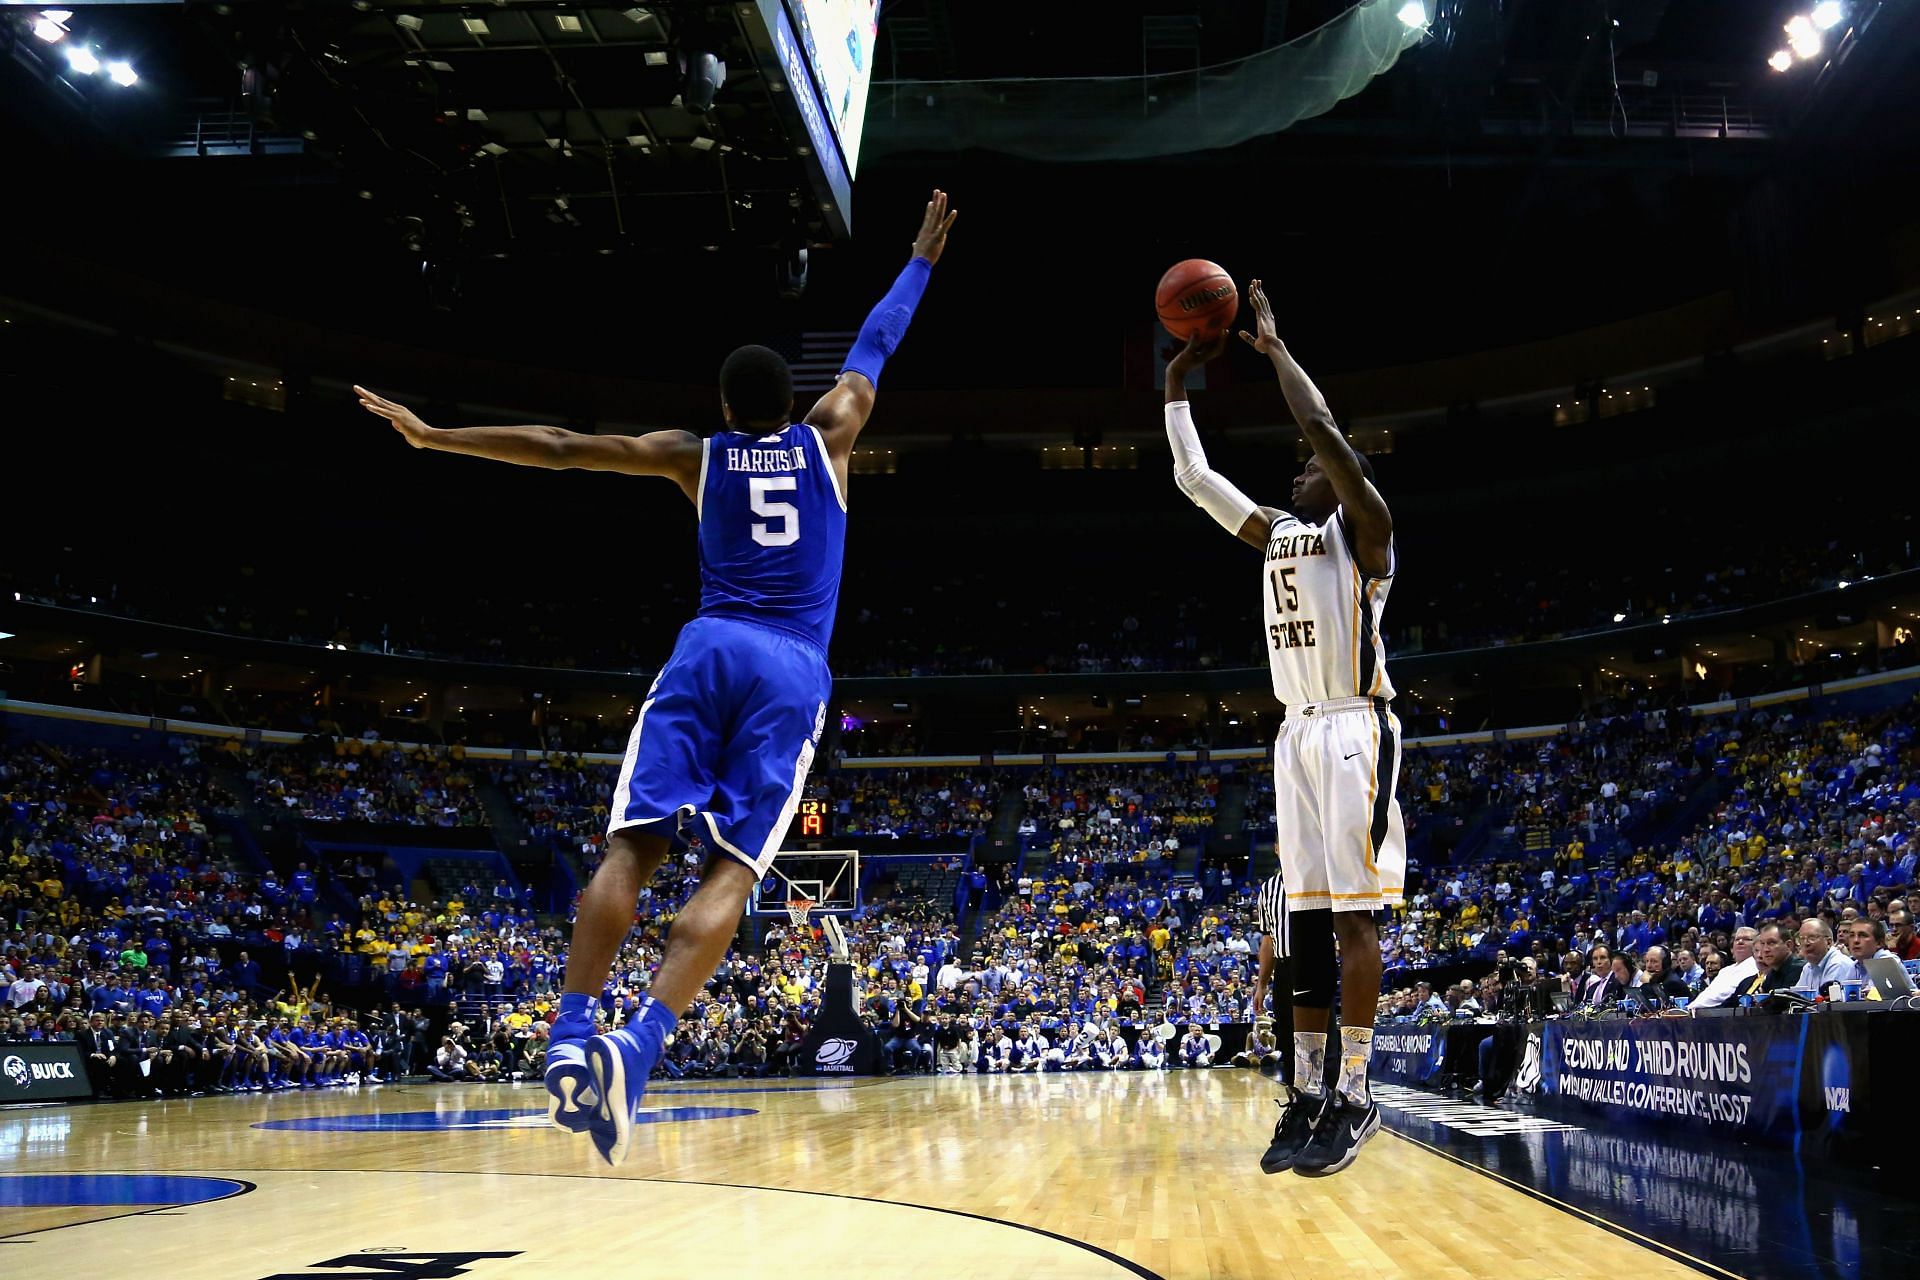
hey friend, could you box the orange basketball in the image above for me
[1155,259,1238,341]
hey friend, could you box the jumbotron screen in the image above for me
[788,0,881,177]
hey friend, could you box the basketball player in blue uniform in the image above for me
[357,189,957,1165]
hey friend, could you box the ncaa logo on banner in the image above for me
[815,1038,859,1070]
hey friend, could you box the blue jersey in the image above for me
[697,423,846,651]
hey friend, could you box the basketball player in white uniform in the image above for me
[1162,280,1402,1177]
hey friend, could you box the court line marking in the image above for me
[0,1178,257,1243]
[1380,1129,1748,1280]
[83,1166,1167,1280]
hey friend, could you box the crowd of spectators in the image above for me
[6,684,1915,1105]
[10,517,1905,677]
[248,738,488,827]
[1374,697,1917,1013]
[1018,766,1217,861]
[817,769,1002,839]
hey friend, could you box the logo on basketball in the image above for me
[1179,283,1233,312]
[815,1038,859,1068]
[2,1055,28,1091]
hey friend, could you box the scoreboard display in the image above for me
[790,798,832,841]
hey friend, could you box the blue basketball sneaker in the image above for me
[544,1016,598,1134]
[584,1001,674,1166]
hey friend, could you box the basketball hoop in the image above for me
[786,898,816,928]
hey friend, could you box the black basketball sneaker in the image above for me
[1294,1095,1381,1176]
[1260,1089,1326,1174]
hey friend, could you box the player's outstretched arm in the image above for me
[1163,331,1274,550]
[1238,280,1392,575]
[806,188,957,474]
[355,385,702,504]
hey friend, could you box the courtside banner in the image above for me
[1370,1027,1447,1085]
[1536,1019,1804,1141]
[0,1043,90,1103]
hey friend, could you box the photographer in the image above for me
[427,1034,471,1081]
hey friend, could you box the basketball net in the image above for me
[785,898,816,928]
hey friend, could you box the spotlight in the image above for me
[644,50,669,66]
[31,11,69,43]
[1612,612,1627,623]
[1784,15,1820,59]
[1396,1,1427,28]
[65,44,100,75]
[1768,49,1793,72]
[681,50,725,114]
[395,14,423,32]
[106,60,137,87]
[1811,1,1844,30]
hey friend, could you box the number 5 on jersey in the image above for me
[750,476,800,547]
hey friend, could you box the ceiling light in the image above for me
[462,17,490,35]
[106,60,136,87]
[644,49,670,66]
[1811,2,1844,31]
[395,14,423,31]
[555,14,583,33]
[1767,49,1794,72]
[690,135,715,150]
[1397,2,1427,28]
[480,141,507,155]
[1785,15,1821,59]
[31,13,68,43]
[0,632,13,642]
[65,44,100,75]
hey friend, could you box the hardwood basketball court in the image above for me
[0,1072,1726,1280]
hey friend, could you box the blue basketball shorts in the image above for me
[607,615,830,877]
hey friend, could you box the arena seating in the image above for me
[5,682,1914,1091]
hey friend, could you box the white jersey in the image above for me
[1261,505,1395,706]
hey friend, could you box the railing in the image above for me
[162,106,306,158]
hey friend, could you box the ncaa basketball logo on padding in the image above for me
[816,1039,860,1070]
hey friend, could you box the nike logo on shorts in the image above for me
[1343,752,1362,761]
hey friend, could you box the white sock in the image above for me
[1293,1032,1327,1098]
[1337,1026,1374,1106]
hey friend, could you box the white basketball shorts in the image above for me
[1273,696,1406,913]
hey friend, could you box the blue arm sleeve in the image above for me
[841,256,933,389]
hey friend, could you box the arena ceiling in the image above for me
[0,1,1916,382]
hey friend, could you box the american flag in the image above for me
[780,331,855,395]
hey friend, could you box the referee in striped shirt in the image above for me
[1251,875,1313,1174]
[1250,871,1291,1085]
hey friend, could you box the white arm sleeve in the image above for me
[1165,401,1260,536]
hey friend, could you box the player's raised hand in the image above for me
[354,385,435,448]
[911,188,958,265]
[1238,279,1280,355]
[1169,328,1231,371]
